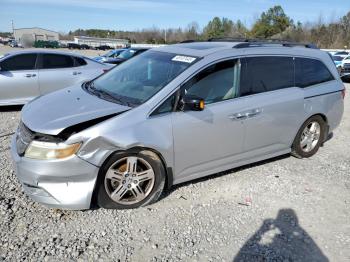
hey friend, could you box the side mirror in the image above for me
[179,95,205,111]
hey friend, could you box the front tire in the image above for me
[97,151,165,209]
[291,115,325,158]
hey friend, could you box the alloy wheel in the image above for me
[104,156,155,205]
[300,121,321,153]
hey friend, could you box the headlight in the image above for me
[24,141,81,160]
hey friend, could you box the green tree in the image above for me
[203,17,233,38]
[251,5,292,38]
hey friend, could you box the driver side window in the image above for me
[183,59,240,104]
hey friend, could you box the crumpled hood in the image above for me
[22,84,130,135]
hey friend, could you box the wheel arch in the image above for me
[90,146,173,208]
[291,113,329,148]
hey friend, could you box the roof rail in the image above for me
[207,37,318,49]
[179,40,201,43]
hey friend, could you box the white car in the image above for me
[0,50,113,105]
[339,55,350,77]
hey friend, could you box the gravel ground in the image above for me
[0,81,349,261]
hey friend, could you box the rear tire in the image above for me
[291,115,325,158]
[96,150,165,209]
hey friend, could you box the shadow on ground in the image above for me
[233,209,328,262]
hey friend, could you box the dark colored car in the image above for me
[68,43,81,50]
[80,44,90,50]
[96,45,112,51]
[105,47,149,65]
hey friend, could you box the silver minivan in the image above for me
[11,40,345,210]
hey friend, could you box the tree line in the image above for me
[3,5,349,48]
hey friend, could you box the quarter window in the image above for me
[0,54,37,71]
[74,57,87,66]
[152,94,176,116]
[240,56,294,97]
[295,58,334,88]
[184,59,240,104]
[42,54,74,69]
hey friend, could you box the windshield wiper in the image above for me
[84,81,138,107]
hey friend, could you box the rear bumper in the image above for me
[10,136,99,210]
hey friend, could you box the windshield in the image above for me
[333,56,344,61]
[118,49,138,59]
[335,51,348,55]
[88,51,197,106]
[103,50,116,57]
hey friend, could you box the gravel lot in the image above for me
[0,46,349,260]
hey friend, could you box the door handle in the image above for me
[73,71,82,75]
[246,108,262,118]
[229,113,247,120]
[25,74,36,78]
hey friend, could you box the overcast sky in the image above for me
[1,0,349,32]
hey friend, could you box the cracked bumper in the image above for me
[10,136,100,210]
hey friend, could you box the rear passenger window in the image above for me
[240,56,294,96]
[42,54,74,69]
[74,57,87,66]
[295,58,334,88]
[1,54,37,71]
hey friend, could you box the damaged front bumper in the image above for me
[11,136,99,210]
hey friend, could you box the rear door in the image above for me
[238,56,304,156]
[38,53,78,95]
[0,53,39,105]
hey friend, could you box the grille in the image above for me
[16,122,34,156]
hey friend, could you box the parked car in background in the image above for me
[92,48,128,63]
[34,40,59,48]
[67,43,81,49]
[0,50,113,105]
[9,40,22,48]
[96,45,112,51]
[11,40,345,210]
[105,47,149,65]
[332,55,344,68]
[80,44,90,50]
[334,51,349,58]
[340,56,350,79]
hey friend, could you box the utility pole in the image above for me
[164,29,167,44]
[11,20,14,37]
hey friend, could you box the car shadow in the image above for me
[233,208,329,261]
[162,153,290,200]
[0,105,23,112]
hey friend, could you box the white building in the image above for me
[14,27,59,46]
[74,36,129,48]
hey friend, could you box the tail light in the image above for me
[341,88,346,99]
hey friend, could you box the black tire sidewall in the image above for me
[96,151,165,209]
[292,115,325,158]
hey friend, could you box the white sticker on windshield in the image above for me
[172,55,196,64]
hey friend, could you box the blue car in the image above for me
[332,55,344,68]
[93,48,128,63]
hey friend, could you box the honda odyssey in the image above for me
[11,40,345,210]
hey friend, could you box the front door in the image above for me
[0,53,39,105]
[172,59,246,182]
